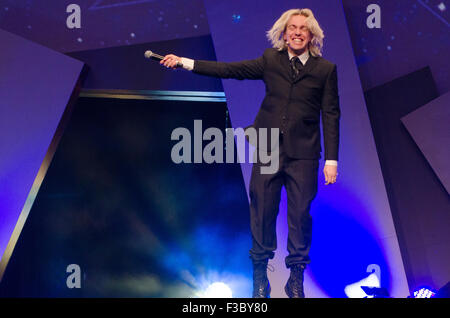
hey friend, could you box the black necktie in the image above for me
[290,57,303,79]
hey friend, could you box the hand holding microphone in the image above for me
[160,54,183,69]
[144,50,183,69]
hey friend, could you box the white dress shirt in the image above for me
[288,50,310,67]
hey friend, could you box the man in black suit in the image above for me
[161,8,340,298]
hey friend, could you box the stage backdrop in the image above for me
[0,0,414,298]
[0,29,84,280]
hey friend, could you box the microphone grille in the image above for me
[144,50,153,59]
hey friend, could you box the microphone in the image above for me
[144,50,183,68]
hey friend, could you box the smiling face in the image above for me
[283,14,312,56]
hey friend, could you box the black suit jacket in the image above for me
[193,48,340,161]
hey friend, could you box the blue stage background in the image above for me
[1,0,448,297]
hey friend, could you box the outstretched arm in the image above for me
[160,54,264,80]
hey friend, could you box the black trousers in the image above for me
[249,137,319,268]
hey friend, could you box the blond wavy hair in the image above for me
[266,8,324,57]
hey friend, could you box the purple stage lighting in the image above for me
[412,286,436,298]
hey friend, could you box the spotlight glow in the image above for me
[344,273,380,298]
[202,282,233,298]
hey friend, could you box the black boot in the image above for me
[285,264,305,298]
[252,261,271,298]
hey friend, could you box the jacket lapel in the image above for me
[278,49,293,82]
[294,54,319,83]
